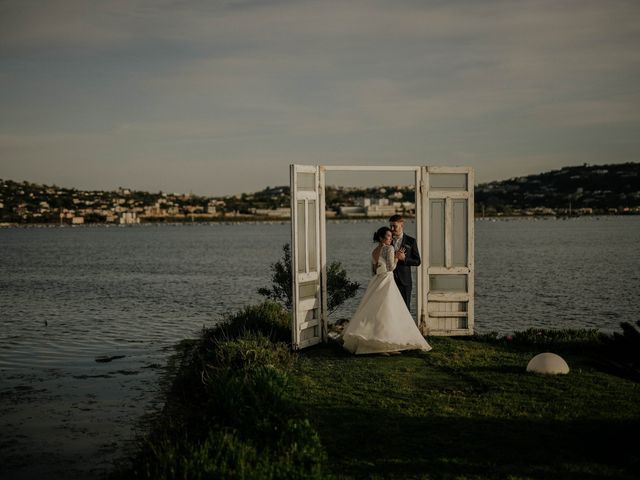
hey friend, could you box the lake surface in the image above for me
[1,217,639,478]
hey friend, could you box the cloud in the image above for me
[1,0,639,194]
[531,95,640,127]
[0,0,134,50]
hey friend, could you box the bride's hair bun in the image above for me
[373,226,391,242]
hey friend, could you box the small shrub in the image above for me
[258,243,360,315]
[115,303,330,480]
[207,301,291,343]
[326,261,360,314]
[208,334,294,373]
[257,244,295,308]
[135,422,326,480]
[267,418,327,480]
[472,328,607,353]
[606,321,640,376]
[206,365,295,439]
[510,327,605,345]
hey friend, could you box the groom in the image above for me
[389,214,421,309]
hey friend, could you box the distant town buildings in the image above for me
[1,162,639,225]
[0,179,423,224]
[250,208,291,218]
[338,197,413,218]
[119,212,140,224]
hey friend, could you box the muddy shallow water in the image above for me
[1,361,160,479]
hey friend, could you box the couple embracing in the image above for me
[342,215,432,355]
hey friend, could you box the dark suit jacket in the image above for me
[393,234,421,287]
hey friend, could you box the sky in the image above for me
[1,0,639,196]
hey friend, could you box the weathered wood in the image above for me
[428,191,470,199]
[291,165,323,350]
[423,166,474,336]
[298,319,320,331]
[428,266,470,275]
[427,312,468,318]
[298,336,323,349]
[428,292,470,302]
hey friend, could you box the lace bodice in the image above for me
[372,245,397,275]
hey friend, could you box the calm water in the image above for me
[1,217,639,478]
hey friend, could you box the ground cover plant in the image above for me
[111,302,329,480]
[293,331,640,479]
[607,320,640,379]
[114,306,640,480]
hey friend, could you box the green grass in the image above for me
[293,336,640,479]
[111,302,328,480]
[114,307,640,480]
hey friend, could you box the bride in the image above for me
[342,226,432,355]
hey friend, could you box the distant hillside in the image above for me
[475,162,640,215]
[1,162,639,223]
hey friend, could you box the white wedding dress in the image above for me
[342,245,432,354]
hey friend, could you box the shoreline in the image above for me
[1,213,637,229]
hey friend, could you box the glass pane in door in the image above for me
[452,200,468,267]
[297,172,315,191]
[430,199,445,267]
[307,200,317,272]
[429,173,467,190]
[296,200,307,273]
[429,275,467,292]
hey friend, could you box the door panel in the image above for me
[290,165,324,349]
[421,166,474,335]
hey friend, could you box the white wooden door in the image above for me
[290,165,324,349]
[420,166,474,335]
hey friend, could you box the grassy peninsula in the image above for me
[114,304,640,479]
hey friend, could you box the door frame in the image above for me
[290,164,474,349]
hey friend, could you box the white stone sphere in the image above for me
[526,352,570,375]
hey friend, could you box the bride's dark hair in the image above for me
[373,226,392,242]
